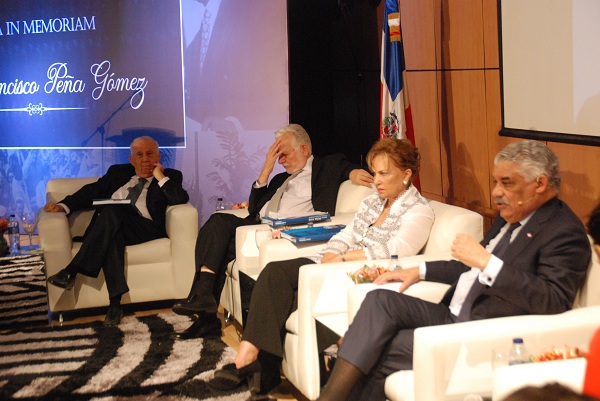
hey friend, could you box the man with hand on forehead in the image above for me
[171,123,373,340]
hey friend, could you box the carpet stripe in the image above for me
[12,375,70,398]
[0,338,97,352]
[0,348,94,364]
[0,313,252,400]
[141,337,204,386]
[0,255,48,332]
[1,361,86,376]
[75,317,150,394]
[0,327,96,343]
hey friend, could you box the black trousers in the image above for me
[70,205,164,299]
[338,290,456,401]
[242,258,340,382]
[194,212,258,300]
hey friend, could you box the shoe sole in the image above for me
[172,305,218,316]
[47,279,74,291]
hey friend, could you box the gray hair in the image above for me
[494,140,561,190]
[130,136,159,155]
[274,124,312,154]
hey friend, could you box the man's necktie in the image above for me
[456,222,521,322]
[126,177,147,206]
[265,170,301,215]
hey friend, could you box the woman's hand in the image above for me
[321,252,343,264]
[322,249,366,264]
[373,267,420,293]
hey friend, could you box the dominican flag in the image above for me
[380,0,414,145]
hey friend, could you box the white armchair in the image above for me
[382,236,600,401]
[38,177,198,318]
[219,180,376,326]
[287,200,484,400]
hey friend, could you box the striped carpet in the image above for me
[0,254,48,332]
[0,312,255,400]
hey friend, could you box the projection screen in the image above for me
[500,0,600,146]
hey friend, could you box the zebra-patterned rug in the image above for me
[0,312,255,400]
[0,254,48,332]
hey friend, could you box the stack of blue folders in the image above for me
[280,224,345,243]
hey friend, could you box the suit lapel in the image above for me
[491,197,558,266]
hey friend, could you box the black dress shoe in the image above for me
[170,314,221,340]
[172,293,217,316]
[47,268,76,290]
[207,360,261,392]
[103,305,123,326]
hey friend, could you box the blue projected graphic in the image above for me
[0,0,185,149]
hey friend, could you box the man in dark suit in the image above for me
[171,124,373,339]
[44,136,189,326]
[317,140,591,401]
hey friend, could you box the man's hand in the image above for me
[44,202,65,213]
[451,233,491,270]
[373,267,420,293]
[152,162,166,181]
[257,138,282,185]
[349,169,374,187]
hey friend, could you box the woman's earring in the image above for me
[403,180,408,185]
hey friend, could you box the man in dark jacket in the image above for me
[45,136,189,326]
[172,124,373,339]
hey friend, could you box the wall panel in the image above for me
[400,0,437,70]
[407,71,443,195]
[443,70,491,208]
[441,0,484,69]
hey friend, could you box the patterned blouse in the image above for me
[309,185,434,263]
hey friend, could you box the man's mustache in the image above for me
[494,197,509,205]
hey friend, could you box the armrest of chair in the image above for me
[233,222,270,277]
[412,305,600,401]
[259,239,325,271]
[37,210,74,276]
[166,204,198,296]
[218,208,250,218]
[299,261,386,337]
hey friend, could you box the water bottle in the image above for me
[388,255,401,271]
[215,197,225,211]
[508,337,529,365]
[8,214,20,256]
